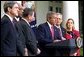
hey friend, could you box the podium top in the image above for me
[45,38,77,48]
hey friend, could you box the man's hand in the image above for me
[73,52,77,56]
[24,48,28,56]
[37,48,41,55]
[53,39,61,43]
[62,37,66,40]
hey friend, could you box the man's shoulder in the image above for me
[1,15,9,21]
[1,15,11,25]
[38,22,48,27]
[19,19,27,25]
[61,26,66,30]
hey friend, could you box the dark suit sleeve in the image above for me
[1,21,9,41]
[1,18,17,56]
[16,36,25,56]
[11,18,24,56]
[61,27,67,37]
[14,22,25,56]
[21,22,37,55]
[37,25,52,44]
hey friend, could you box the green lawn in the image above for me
[80,34,83,56]
[80,48,83,56]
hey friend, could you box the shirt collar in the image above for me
[55,25,61,28]
[22,18,30,26]
[47,21,53,29]
[14,17,19,21]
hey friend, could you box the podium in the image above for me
[45,38,83,55]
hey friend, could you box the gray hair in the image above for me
[56,13,62,19]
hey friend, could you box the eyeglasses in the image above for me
[12,7,19,9]
[50,17,57,19]
[55,17,62,20]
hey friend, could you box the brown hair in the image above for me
[4,1,18,13]
[22,8,33,17]
[46,11,56,21]
[66,18,75,29]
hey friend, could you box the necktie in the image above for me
[13,18,17,24]
[50,26,54,40]
[11,18,17,26]
[58,28,63,40]
[12,19,19,37]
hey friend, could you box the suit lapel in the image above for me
[60,27,63,35]
[54,26,61,40]
[45,22,52,39]
[22,19,36,39]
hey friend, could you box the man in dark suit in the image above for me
[19,8,41,56]
[37,11,60,56]
[13,18,26,56]
[54,13,66,56]
[1,1,19,56]
[13,3,27,56]
[37,12,66,56]
[54,13,66,42]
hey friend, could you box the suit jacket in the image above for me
[54,26,66,40]
[1,15,17,56]
[13,18,26,56]
[19,19,37,55]
[37,22,54,46]
[37,22,66,56]
[37,22,66,45]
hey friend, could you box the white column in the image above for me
[62,1,79,31]
[36,1,49,26]
[1,1,5,18]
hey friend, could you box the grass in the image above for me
[80,34,83,56]
[80,48,83,56]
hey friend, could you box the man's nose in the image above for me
[17,8,19,11]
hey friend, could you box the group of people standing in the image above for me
[1,1,80,56]
[37,12,80,56]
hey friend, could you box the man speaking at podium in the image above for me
[37,12,66,56]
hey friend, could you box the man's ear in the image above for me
[28,15,30,18]
[61,19,63,23]
[27,15,31,20]
[8,7,11,12]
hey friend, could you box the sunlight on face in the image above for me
[29,12,35,22]
[49,14,56,25]
[55,15,62,26]
[67,20,74,29]
[11,3,19,16]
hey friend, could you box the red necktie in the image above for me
[50,26,54,40]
